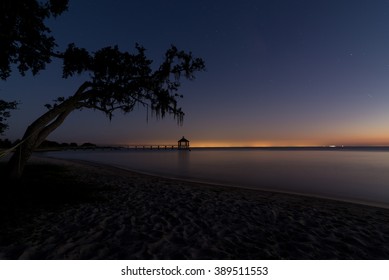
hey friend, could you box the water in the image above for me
[43,148,389,206]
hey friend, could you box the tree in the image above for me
[0,138,12,149]
[2,1,205,180]
[0,0,69,138]
[0,100,18,135]
[0,0,68,79]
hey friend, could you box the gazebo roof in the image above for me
[178,136,189,143]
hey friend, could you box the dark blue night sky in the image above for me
[3,0,389,147]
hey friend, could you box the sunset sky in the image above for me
[3,0,389,147]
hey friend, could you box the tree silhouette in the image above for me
[0,0,69,135]
[2,1,205,180]
[0,100,17,135]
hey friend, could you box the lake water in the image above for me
[43,148,389,206]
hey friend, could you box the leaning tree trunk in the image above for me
[6,107,73,180]
[6,131,40,180]
[5,82,92,180]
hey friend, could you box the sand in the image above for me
[0,156,389,259]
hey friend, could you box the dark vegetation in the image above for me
[0,100,18,135]
[1,0,205,180]
[38,140,79,149]
[0,138,97,150]
[37,140,97,149]
[0,138,13,149]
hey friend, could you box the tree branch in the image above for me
[35,108,73,147]
[23,81,92,139]
[50,51,65,59]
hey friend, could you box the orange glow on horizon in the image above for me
[123,133,389,148]
[190,142,324,148]
[123,139,389,148]
[182,138,389,148]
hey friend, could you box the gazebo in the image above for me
[178,136,190,150]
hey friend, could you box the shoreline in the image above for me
[43,155,389,210]
[1,157,389,259]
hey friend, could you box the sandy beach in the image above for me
[1,156,389,259]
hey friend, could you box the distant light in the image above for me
[329,145,336,148]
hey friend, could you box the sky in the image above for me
[2,0,389,147]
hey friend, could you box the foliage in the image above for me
[0,0,69,137]
[55,44,205,123]
[0,100,18,135]
[0,0,69,79]
[1,0,205,179]
[0,138,12,149]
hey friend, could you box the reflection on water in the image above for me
[43,148,389,205]
[177,150,190,173]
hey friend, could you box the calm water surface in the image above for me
[44,148,389,205]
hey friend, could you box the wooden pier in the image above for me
[131,145,178,150]
[103,137,190,150]
[105,144,189,150]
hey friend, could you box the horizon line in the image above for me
[111,144,389,148]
